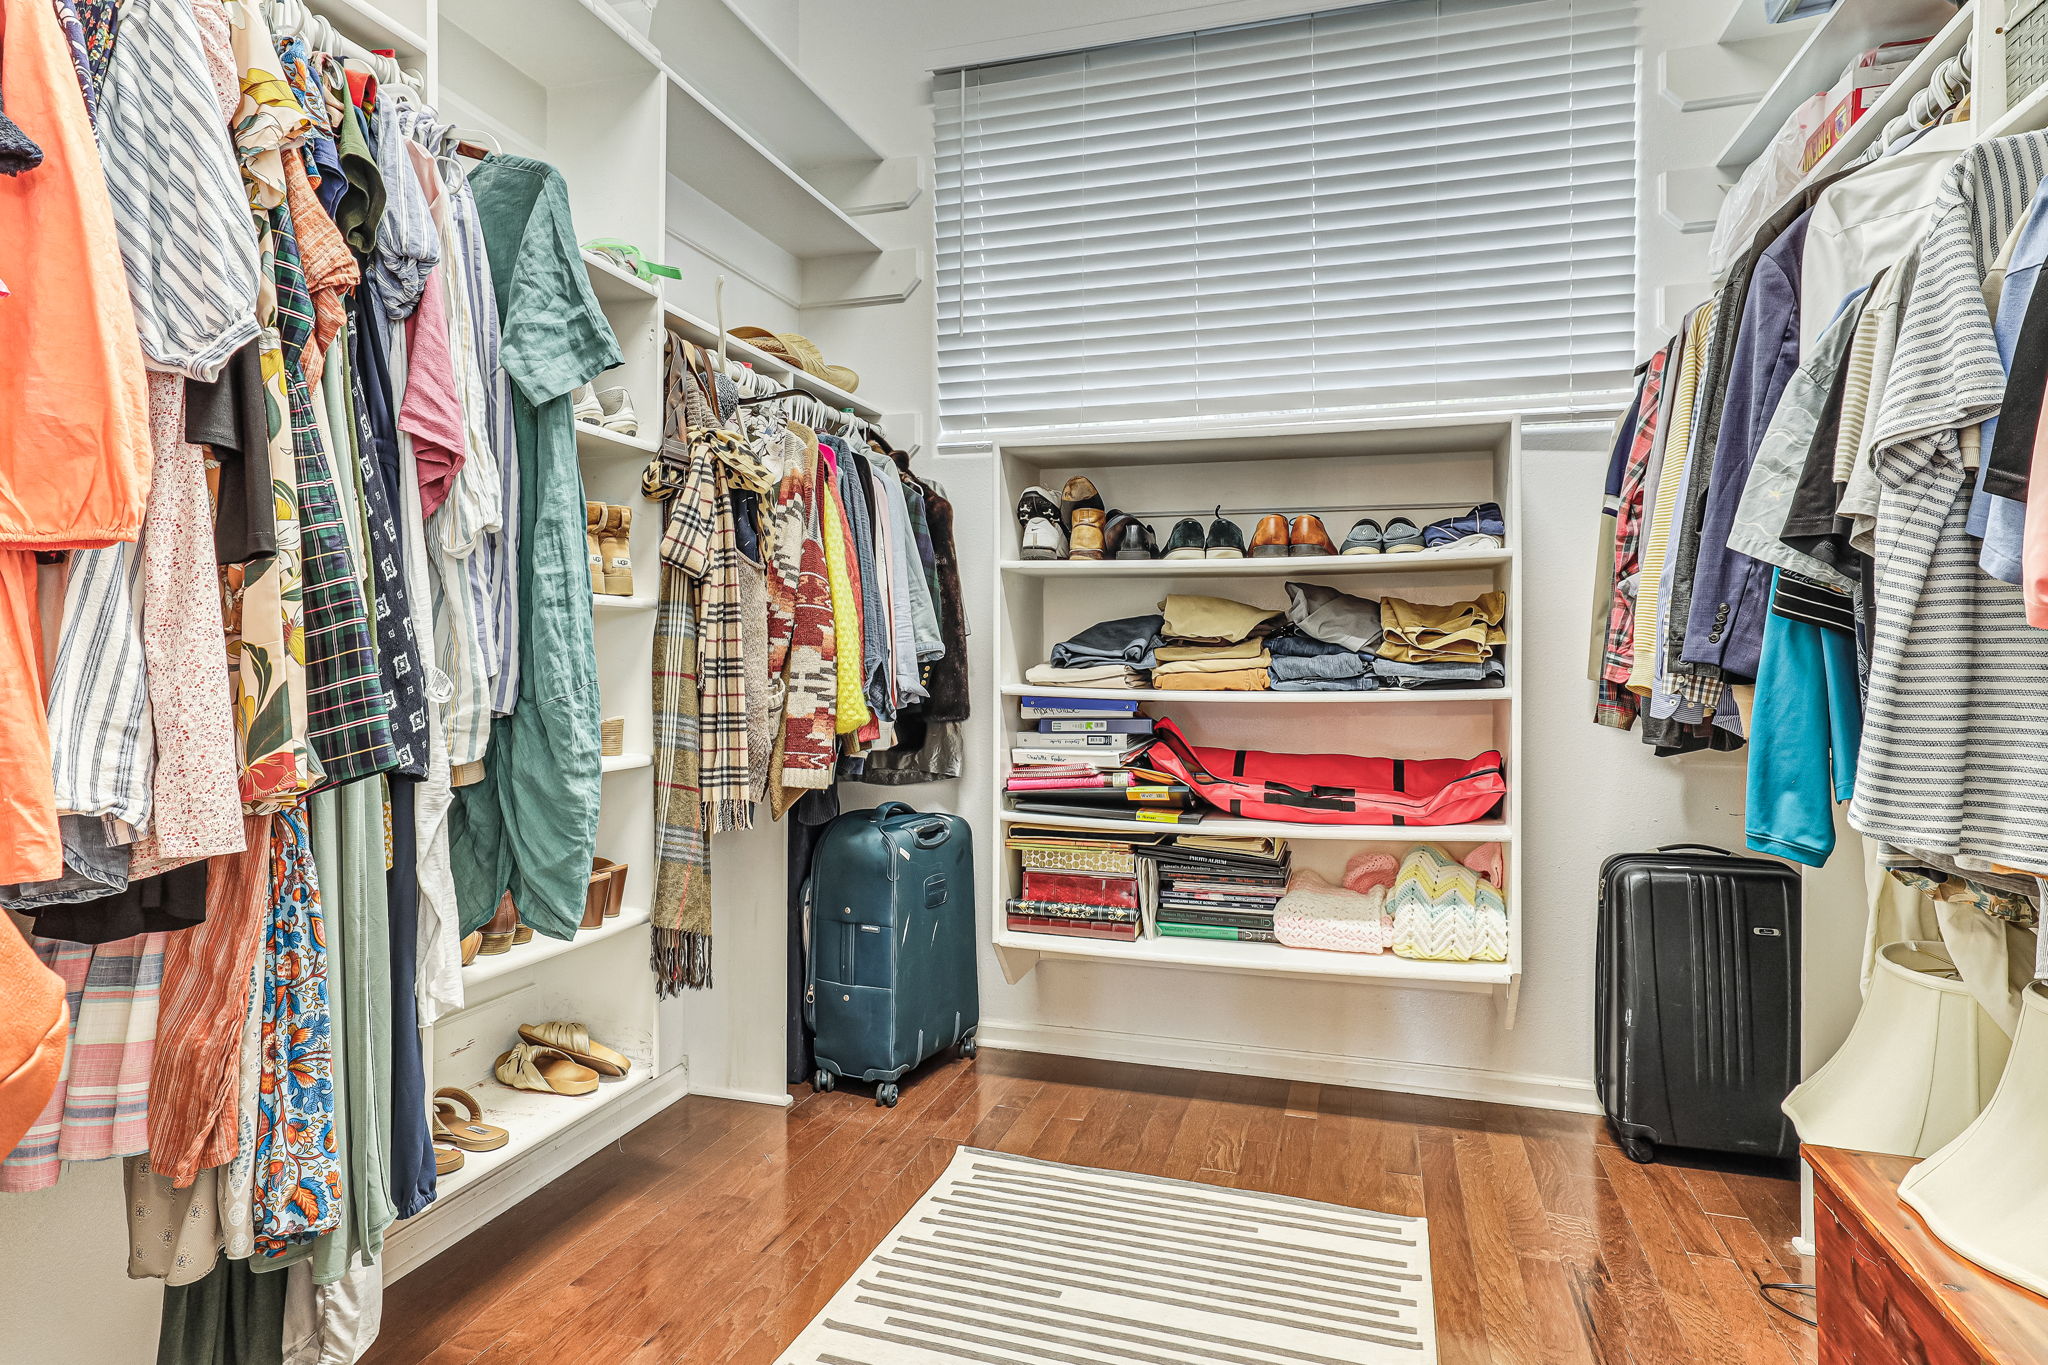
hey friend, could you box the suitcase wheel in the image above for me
[812,1069,836,1094]
[958,1038,978,1060]
[1620,1134,1655,1165]
[877,1083,900,1108]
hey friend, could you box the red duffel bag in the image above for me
[1131,717,1506,826]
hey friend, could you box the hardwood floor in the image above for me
[369,1052,1817,1365]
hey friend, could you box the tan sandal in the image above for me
[518,1020,631,1077]
[495,1042,600,1096]
[432,1088,510,1151]
[435,1144,466,1177]
[460,931,483,966]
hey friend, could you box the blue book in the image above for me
[1018,695,1141,714]
[1038,717,1155,734]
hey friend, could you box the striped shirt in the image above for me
[95,0,261,381]
[1854,132,2048,871]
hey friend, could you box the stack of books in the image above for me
[1007,696,1203,825]
[1136,835,1291,942]
[1003,827,1168,942]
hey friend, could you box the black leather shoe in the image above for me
[1205,514,1246,559]
[1106,513,1158,559]
[1163,518,1207,560]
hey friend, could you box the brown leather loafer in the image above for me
[1060,476,1104,528]
[1249,514,1291,558]
[1069,520,1106,560]
[1289,514,1336,556]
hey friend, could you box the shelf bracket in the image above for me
[801,246,924,310]
[995,943,1040,986]
[1658,166,1727,235]
[1657,32,1809,112]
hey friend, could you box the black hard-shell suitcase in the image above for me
[1596,844,1801,1164]
[804,802,979,1106]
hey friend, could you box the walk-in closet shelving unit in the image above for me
[309,0,914,1277]
[989,418,1523,1021]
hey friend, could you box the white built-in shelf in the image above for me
[1715,0,1963,170]
[583,251,662,305]
[991,415,1522,1018]
[998,807,1511,844]
[460,907,653,992]
[427,1068,657,1203]
[575,423,658,459]
[1001,548,1511,578]
[296,0,430,63]
[438,0,657,86]
[593,592,658,612]
[1991,74,2048,139]
[601,752,653,774]
[663,302,883,421]
[650,0,883,170]
[1721,0,1824,46]
[992,927,1512,989]
[1005,684,1510,705]
[664,71,883,259]
[996,418,1517,469]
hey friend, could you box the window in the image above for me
[933,0,1637,447]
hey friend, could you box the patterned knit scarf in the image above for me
[647,340,715,991]
[645,342,781,988]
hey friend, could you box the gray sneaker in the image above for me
[1340,518,1383,555]
[1381,517,1424,554]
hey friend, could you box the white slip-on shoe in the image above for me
[572,382,603,424]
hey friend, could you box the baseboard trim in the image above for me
[687,1084,795,1108]
[976,1020,1602,1115]
[382,1066,693,1281]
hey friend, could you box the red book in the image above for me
[1007,914,1140,942]
[1021,870,1139,909]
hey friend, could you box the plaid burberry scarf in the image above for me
[648,340,715,990]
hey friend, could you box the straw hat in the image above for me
[728,327,860,393]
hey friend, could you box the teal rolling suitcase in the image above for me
[804,802,979,1106]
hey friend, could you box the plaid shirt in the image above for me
[275,207,396,786]
[1596,343,1670,729]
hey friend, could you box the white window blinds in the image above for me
[933,0,1638,446]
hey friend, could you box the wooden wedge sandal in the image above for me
[434,1144,466,1177]
[479,891,519,955]
[432,1088,510,1151]
[460,931,483,966]
[518,1020,631,1077]
[494,1042,599,1096]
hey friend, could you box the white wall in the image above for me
[795,0,1861,1110]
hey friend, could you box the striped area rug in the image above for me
[779,1147,1436,1363]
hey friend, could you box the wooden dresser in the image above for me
[1807,1146,2048,1364]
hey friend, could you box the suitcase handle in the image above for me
[1656,843,1735,857]
[875,802,918,820]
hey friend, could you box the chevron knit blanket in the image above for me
[1389,844,1508,963]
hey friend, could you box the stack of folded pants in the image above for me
[1372,591,1507,689]
[1269,583,1381,690]
[1151,595,1277,690]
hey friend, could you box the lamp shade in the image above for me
[1782,942,2011,1158]
[1899,982,2048,1297]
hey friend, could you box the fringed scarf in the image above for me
[646,340,716,991]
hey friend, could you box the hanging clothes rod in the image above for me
[1116,500,1486,521]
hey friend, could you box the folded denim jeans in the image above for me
[1268,651,1371,682]
[1270,676,1380,692]
[1266,630,1358,659]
